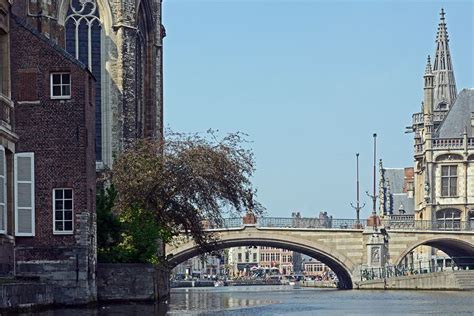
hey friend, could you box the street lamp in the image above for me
[351,153,365,226]
[366,133,379,230]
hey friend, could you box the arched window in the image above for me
[436,208,461,231]
[65,0,102,161]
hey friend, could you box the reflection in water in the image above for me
[168,287,276,314]
[18,285,474,315]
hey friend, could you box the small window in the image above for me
[50,73,71,99]
[53,188,73,234]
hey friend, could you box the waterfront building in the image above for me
[0,0,16,277]
[173,253,224,280]
[410,10,474,230]
[9,14,96,302]
[259,246,293,275]
[228,246,259,277]
[380,9,473,268]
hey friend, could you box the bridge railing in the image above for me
[209,217,474,231]
[360,256,474,281]
[382,219,474,231]
[256,217,364,229]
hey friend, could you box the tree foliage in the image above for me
[96,186,172,263]
[111,130,263,249]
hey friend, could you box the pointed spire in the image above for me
[424,55,432,75]
[432,8,457,110]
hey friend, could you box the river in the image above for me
[21,285,474,315]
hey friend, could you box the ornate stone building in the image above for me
[12,0,165,168]
[0,0,17,276]
[411,9,474,230]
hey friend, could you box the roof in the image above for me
[436,89,474,138]
[383,168,405,194]
[11,14,94,79]
[381,168,415,215]
[392,193,414,215]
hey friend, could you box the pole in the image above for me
[372,133,377,230]
[366,133,378,231]
[351,154,365,226]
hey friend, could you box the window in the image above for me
[238,253,242,262]
[50,73,71,99]
[441,165,457,197]
[436,208,461,231]
[0,31,9,96]
[53,188,73,234]
[253,253,257,262]
[14,153,35,236]
[0,146,5,234]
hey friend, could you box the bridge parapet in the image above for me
[213,216,474,232]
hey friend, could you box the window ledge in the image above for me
[439,196,459,198]
[53,231,74,235]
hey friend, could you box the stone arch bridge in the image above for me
[165,217,474,289]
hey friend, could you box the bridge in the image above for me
[165,216,474,289]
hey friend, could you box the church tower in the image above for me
[432,8,457,110]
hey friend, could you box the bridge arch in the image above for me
[167,228,357,289]
[395,237,474,266]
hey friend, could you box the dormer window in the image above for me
[50,73,71,99]
[438,102,447,110]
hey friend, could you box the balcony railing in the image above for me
[412,111,446,126]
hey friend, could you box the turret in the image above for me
[423,55,434,116]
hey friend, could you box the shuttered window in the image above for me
[0,146,6,234]
[14,153,35,236]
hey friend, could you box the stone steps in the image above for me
[453,271,474,289]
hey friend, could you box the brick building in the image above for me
[9,14,96,303]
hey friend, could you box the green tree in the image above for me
[111,130,263,250]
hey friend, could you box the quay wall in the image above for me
[356,270,474,290]
[0,281,54,311]
[97,263,170,302]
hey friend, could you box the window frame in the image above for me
[0,146,6,234]
[52,188,74,235]
[50,73,71,100]
[14,152,35,237]
[440,165,458,197]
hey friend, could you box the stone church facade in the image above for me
[410,9,474,230]
[12,0,165,169]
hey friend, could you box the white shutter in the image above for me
[0,146,5,234]
[15,153,35,236]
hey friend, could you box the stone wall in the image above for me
[97,263,169,302]
[356,270,463,290]
[0,281,54,311]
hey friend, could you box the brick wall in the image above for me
[9,14,97,304]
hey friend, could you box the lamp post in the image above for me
[366,133,378,230]
[351,153,365,226]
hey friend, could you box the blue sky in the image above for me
[162,1,473,219]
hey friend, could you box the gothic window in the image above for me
[65,0,102,161]
[441,165,457,197]
[436,208,461,231]
[0,30,8,96]
[135,7,148,137]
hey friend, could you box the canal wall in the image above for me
[0,281,54,311]
[356,270,474,290]
[97,263,170,302]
